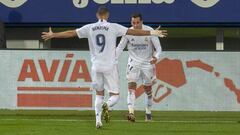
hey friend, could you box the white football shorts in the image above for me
[91,65,120,94]
[126,64,156,86]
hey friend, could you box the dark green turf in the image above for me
[0,110,240,135]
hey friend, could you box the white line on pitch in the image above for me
[0,118,238,123]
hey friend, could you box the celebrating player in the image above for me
[42,7,167,129]
[116,13,163,122]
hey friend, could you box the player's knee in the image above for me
[144,85,152,91]
[144,85,152,96]
[96,90,104,96]
[109,92,119,96]
[92,83,104,95]
[128,82,137,90]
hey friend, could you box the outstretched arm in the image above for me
[41,27,77,41]
[126,27,167,38]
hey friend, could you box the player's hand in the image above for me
[41,27,54,41]
[150,26,167,38]
[150,56,157,64]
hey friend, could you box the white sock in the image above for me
[106,95,119,107]
[127,90,135,114]
[95,95,104,123]
[145,93,152,114]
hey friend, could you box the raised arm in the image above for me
[126,28,167,38]
[41,27,77,41]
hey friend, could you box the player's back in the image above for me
[77,20,128,72]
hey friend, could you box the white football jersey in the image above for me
[116,25,162,69]
[76,20,128,72]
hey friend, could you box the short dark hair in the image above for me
[97,6,109,16]
[131,13,143,21]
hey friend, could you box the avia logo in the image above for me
[17,53,93,108]
[18,54,91,82]
[191,0,220,8]
[0,0,28,8]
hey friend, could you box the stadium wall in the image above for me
[0,50,239,111]
[1,0,240,26]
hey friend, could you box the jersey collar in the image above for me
[98,19,107,23]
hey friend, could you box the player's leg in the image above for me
[127,82,137,114]
[127,82,137,122]
[102,92,119,123]
[142,67,156,121]
[92,71,104,128]
[126,66,139,122]
[143,85,153,121]
[102,65,120,123]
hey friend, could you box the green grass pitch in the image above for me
[0,110,240,135]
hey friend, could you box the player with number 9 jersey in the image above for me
[76,20,128,72]
[41,6,167,129]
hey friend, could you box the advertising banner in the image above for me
[0,50,240,111]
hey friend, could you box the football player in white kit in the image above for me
[116,13,163,122]
[42,7,167,129]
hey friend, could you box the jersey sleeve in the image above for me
[116,36,128,59]
[112,23,128,37]
[76,24,91,38]
[151,36,162,60]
